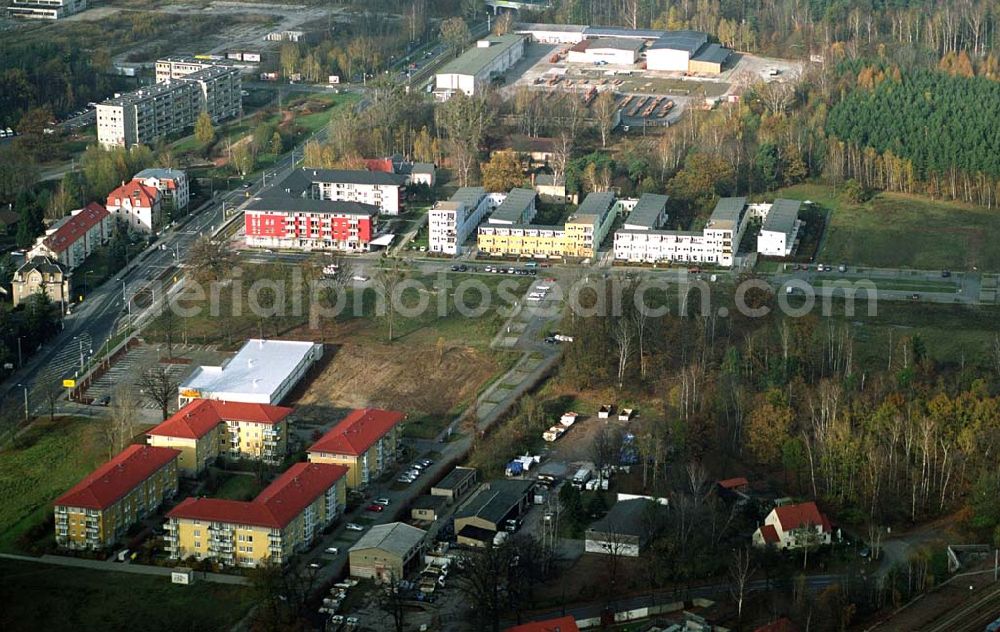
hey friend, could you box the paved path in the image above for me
[0,552,249,585]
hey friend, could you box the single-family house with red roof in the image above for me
[753,501,832,550]
[54,444,181,550]
[307,408,405,488]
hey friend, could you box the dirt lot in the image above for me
[290,338,506,431]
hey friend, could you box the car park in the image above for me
[345,523,364,531]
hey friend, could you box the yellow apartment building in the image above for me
[307,408,405,489]
[54,444,180,551]
[147,399,292,476]
[165,462,348,567]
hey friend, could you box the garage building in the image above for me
[689,43,732,74]
[348,522,426,582]
[454,479,534,547]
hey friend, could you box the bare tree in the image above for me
[551,131,573,185]
[104,383,139,458]
[592,91,618,148]
[373,258,409,342]
[612,316,634,390]
[729,547,756,622]
[376,573,408,632]
[138,363,179,421]
[188,235,236,284]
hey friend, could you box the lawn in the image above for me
[777,183,1000,271]
[822,298,1000,368]
[0,418,106,553]
[0,558,253,632]
[212,471,263,502]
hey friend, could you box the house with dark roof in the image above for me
[431,466,478,503]
[584,498,661,557]
[753,501,832,550]
[165,462,349,567]
[147,399,293,475]
[54,445,181,551]
[278,167,407,215]
[307,408,406,489]
[11,255,70,308]
[365,154,436,187]
[454,479,534,546]
[28,202,111,270]
[411,495,447,521]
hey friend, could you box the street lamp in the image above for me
[16,383,28,422]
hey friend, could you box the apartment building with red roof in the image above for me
[147,399,293,475]
[106,179,162,233]
[28,202,112,271]
[307,408,406,489]
[753,501,832,550]
[54,444,181,550]
[165,462,348,567]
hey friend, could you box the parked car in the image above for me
[911,293,920,301]
[325,547,340,555]
[366,503,385,512]
[374,497,390,506]
[345,523,364,532]
[308,561,323,568]
[417,458,433,467]
[941,270,951,278]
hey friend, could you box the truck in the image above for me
[571,467,593,489]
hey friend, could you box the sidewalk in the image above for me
[0,552,250,585]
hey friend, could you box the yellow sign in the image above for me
[62,379,76,388]
[179,389,201,399]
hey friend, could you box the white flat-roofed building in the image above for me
[428,187,504,255]
[515,22,587,44]
[178,339,323,407]
[754,199,803,257]
[7,0,85,19]
[614,196,748,267]
[435,34,526,99]
[567,38,644,65]
[155,57,233,83]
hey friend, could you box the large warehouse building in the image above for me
[515,23,731,75]
[435,34,527,99]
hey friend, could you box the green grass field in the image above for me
[213,472,263,502]
[0,558,252,632]
[0,418,106,553]
[777,183,1000,271]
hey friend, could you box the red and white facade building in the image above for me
[106,180,162,233]
[245,198,379,252]
[28,202,112,270]
[283,168,407,216]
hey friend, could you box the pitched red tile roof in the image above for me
[107,180,159,209]
[42,203,109,254]
[505,616,580,632]
[54,445,180,510]
[754,617,798,632]
[307,408,405,457]
[774,501,831,532]
[365,158,395,173]
[718,477,749,490]
[758,524,780,545]
[167,462,348,528]
[148,399,293,440]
